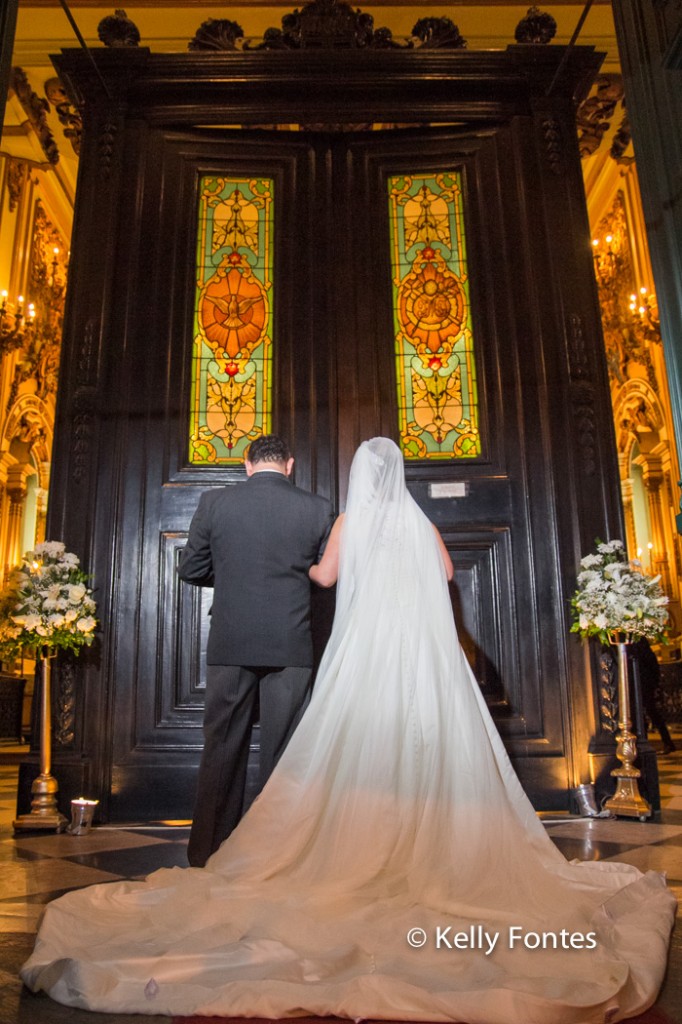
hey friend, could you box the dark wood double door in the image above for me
[72,122,598,821]
[46,42,620,820]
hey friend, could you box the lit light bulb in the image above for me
[605,234,613,244]
[640,286,647,295]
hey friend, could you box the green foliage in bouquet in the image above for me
[0,541,97,659]
[571,538,669,646]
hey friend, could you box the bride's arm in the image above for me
[433,524,454,581]
[309,514,344,587]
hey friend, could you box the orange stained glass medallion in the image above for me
[190,176,274,464]
[388,172,480,460]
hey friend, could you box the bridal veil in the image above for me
[21,438,676,1021]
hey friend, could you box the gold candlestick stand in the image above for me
[13,648,68,832]
[604,637,652,821]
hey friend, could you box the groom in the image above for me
[178,434,334,867]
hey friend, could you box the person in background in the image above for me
[631,636,677,755]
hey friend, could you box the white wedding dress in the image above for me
[21,439,676,1022]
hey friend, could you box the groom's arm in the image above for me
[178,491,215,587]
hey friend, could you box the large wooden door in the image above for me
[44,45,621,820]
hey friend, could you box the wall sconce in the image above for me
[628,286,660,340]
[0,291,37,354]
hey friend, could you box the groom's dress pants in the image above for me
[187,664,313,868]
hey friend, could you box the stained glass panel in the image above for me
[190,176,274,464]
[388,172,480,460]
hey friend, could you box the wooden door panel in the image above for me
[108,124,576,816]
[107,129,330,818]
[335,129,570,801]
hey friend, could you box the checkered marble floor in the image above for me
[0,740,680,1024]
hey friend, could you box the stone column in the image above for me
[618,452,638,556]
[639,453,670,592]
[4,463,34,572]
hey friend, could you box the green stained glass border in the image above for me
[388,171,481,460]
[189,176,274,465]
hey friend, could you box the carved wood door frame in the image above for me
[40,42,630,820]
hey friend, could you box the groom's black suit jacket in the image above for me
[178,472,334,667]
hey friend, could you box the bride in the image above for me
[21,438,676,1021]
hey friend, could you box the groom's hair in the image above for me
[247,434,291,465]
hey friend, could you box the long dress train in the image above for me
[21,439,676,1022]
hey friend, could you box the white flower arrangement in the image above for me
[571,538,669,645]
[0,541,97,659]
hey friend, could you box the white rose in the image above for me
[34,541,65,558]
[22,614,42,630]
[68,584,87,603]
[64,608,79,622]
[48,614,65,627]
[76,616,96,633]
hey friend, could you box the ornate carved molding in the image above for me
[98,120,118,181]
[189,18,245,52]
[55,660,76,748]
[72,402,95,486]
[610,108,633,165]
[188,0,466,51]
[576,74,624,159]
[576,74,633,164]
[614,379,664,457]
[566,313,590,383]
[570,389,597,477]
[410,18,466,50]
[599,647,618,733]
[9,67,59,165]
[45,77,82,156]
[6,158,27,213]
[72,319,99,486]
[541,117,564,175]
[76,317,98,390]
[514,6,557,45]
[98,9,141,48]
